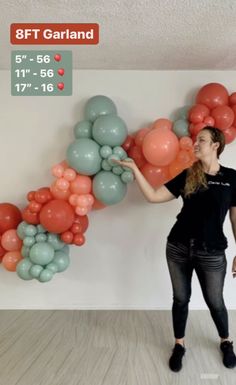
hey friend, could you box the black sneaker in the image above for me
[220,341,236,368]
[169,343,186,372]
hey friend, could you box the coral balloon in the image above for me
[188,104,209,124]
[34,187,52,204]
[74,215,89,233]
[169,160,184,178]
[73,233,85,246]
[134,127,151,147]
[0,242,6,259]
[203,116,215,126]
[92,197,106,210]
[229,92,236,106]
[50,181,70,200]
[196,83,229,109]
[179,136,193,150]
[223,126,236,144]
[27,191,35,201]
[142,128,179,166]
[40,200,74,233]
[0,203,22,235]
[1,229,22,251]
[60,231,73,244]
[70,175,92,194]
[211,105,234,130]
[140,163,170,188]
[128,145,146,168]
[152,119,172,131]
[2,251,23,272]
[122,135,135,152]
[22,207,39,225]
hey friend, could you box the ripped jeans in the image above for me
[166,240,229,339]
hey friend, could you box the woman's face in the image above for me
[194,130,219,160]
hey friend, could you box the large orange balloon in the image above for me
[211,105,234,130]
[142,128,179,166]
[2,251,22,272]
[223,126,236,144]
[140,163,170,188]
[188,104,209,123]
[0,203,22,235]
[1,229,22,251]
[152,119,172,131]
[40,200,74,233]
[196,83,229,109]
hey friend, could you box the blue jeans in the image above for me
[166,240,229,339]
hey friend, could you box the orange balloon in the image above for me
[188,104,209,124]
[140,163,170,188]
[203,116,215,126]
[169,160,185,178]
[0,203,22,235]
[229,92,236,106]
[22,207,39,225]
[176,150,191,165]
[134,127,151,147]
[142,128,179,166]
[128,145,146,168]
[179,136,193,150]
[211,105,234,130]
[122,135,135,152]
[191,122,207,136]
[1,229,22,251]
[2,251,23,272]
[231,105,236,126]
[92,197,106,210]
[40,200,74,233]
[196,83,229,109]
[152,119,172,131]
[70,175,92,194]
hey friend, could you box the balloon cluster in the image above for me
[67,95,134,205]
[16,221,70,282]
[1,83,236,283]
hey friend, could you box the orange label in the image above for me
[11,23,99,44]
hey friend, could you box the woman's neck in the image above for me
[201,159,220,175]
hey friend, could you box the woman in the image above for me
[114,126,236,372]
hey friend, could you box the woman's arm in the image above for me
[229,206,236,278]
[114,159,176,203]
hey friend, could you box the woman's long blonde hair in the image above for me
[184,127,225,198]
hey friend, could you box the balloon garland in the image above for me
[0,83,236,283]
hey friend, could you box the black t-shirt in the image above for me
[164,165,236,250]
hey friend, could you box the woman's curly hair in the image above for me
[184,127,225,198]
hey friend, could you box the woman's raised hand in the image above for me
[112,158,136,171]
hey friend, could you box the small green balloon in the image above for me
[85,95,117,122]
[29,242,54,266]
[37,224,46,233]
[38,269,54,283]
[53,251,70,272]
[113,146,127,160]
[61,245,70,255]
[101,159,112,171]
[46,262,58,274]
[30,264,44,278]
[176,105,191,120]
[66,138,102,176]
[17,221,28,240]
[47,233,65,250]
[92,115,128,146]
[93,171,127,205]
[21,245,30,258]
[74,120,92,139]
[25,225,37,237]
[23,236,36,247]
[100,145,113,159]
[173,119,190,138]
[16,259,33,280]
[121,171,134,184]
[112,166,123,175]
[35,233,47,242]
[107,154,120,166]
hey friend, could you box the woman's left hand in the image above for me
[232,256,236,278]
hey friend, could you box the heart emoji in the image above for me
[54,54,61,62]
[57,82,64,91]
[58,68,64,76]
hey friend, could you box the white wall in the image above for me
[0,70,236,309]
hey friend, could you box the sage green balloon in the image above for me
[25,224,37,237]
[61,245,69,255]
[121,171,134,184]
[38,269,54,283]
[29,242,54,266]
[92,115,128,146]
[21,245,30,258]
[100,145,112,159]
[35,233,47,243]
[17,221,28,240]
[16,259,33,280]
[107,154,120,166]
[30,264,43,278]
[112,166,123,175]
[46,262,58,274]
[37,224,46,233]
[47,233,65,250]
[176,105,191,120]
[85,95,117,122]
[93,171,127,205]
[74,120,92,139]
[173,119,190,138]
[113,146,127,160]
[66,138,102,176]
[53,251,70,272]
[101,159,112,171]
[23,236,36,247]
